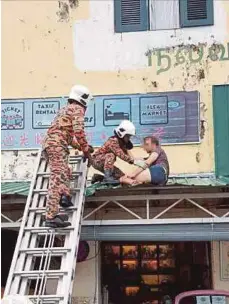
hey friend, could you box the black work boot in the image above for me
[103,169,120,185]
[59,195,73,208]
[44,214,71,228]
[91,174,104,184]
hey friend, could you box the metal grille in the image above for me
[121,0,141,25]
[187,0,207,20]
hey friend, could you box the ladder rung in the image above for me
[5,152,87,302]
[28,295,64,300]
[14,270,67,277]
[29,206,78,213]
[33,188,81,194]
[42,155,83,160]
[19,247,71,254]
[24,227,74,233]
[37,172,82,177]
[68,155,82,163]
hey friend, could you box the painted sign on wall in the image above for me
[1,91,199,150]
[146,42,229,74]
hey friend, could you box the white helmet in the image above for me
[69,85,93,107]
[115,120,136,138]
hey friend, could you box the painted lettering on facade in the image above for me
[1,103,24,130]
[32,101,60,129]
[1,92,200,150]
[146,42,229,74]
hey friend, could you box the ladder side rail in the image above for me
[55,157,85,301]
[4,149,42,296]
[62,159,88,303]
[31,156,84,302]
[68,164,88,303]
[10,155,47,294]
[19,173,50,294]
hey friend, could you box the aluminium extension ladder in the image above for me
[4,149,88,304]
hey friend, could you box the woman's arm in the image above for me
[129,152,159,178]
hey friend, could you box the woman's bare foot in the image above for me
[120,176,142,186]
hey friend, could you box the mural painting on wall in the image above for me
[1,91,199,150]
[146,42,229,74]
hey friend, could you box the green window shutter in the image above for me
[180,0,214,27]
[114,0,149,33]
[213,85,229,177]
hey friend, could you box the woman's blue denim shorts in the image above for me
[149,164,167,185]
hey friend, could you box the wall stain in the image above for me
[196,152,201,163]
[69,0,78,9]
[13,151,18,157]
[57,0,79,22]
[57,1,69,22]
[151,81,158,88]
[200,120,206,140]
[200,102,207,140]
[31,152,38,157]
[198,69,205,81]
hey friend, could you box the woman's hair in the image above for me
[144,136,159,146]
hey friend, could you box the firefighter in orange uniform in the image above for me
[91,120,146,184]
[42,85,93,228]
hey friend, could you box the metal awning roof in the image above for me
[2,177,229,240]
[1,175,229,197]
[1,182,30,196]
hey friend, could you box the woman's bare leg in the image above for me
[134,169,152,183]
[119,176,142,185]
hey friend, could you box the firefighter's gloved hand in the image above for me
[83,151,92,167]
[134,159,147,169]
[88,145,94,153]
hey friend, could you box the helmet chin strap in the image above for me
[79,99,87,108]
[114,130,123,139]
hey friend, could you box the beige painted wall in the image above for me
[2,0,229,175]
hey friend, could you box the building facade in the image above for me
[1,0,229,303]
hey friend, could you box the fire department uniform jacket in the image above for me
[42,103,89,153]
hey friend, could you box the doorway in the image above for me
[213,85,229,177]
[101,242,212,304]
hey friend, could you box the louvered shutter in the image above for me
[114,0,149,33]
[81,223,229,241]
[180,0,214,27]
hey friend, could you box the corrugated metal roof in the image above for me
[167,176,229,186]
[1,176,229,197]
[1,182,30,196]
[86,175,229,196]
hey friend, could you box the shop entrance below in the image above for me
[101,241,212,304]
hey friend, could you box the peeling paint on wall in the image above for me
[57,0,79,22]
[198,69,205,81]
[200,120,206,140]
[196,152,201,163]
[200,102,208,140]
[1,151,37,180]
